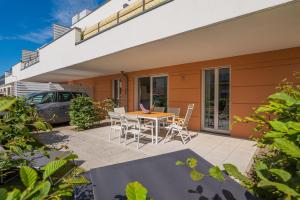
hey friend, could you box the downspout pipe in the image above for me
[120,71,128,111]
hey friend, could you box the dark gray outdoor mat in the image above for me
[90,149,258,200]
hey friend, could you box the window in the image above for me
[112,80,122,106]
[137,75,168,110]
[30,92,56,104]
[58,92,73,102]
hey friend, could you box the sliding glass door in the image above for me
[203,68,230,133]
[137,75,168,110]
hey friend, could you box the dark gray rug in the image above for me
[89,149,258,200]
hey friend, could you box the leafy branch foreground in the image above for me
[0,97,89,200]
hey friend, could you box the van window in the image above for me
[58,92,73,102]
[30,92,56,104]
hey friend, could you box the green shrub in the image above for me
[234,76,300,199]
[0,97,51,150]
[94,98,115,121]
[0,97,88,199]
[69,96,99,130]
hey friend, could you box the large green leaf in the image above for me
[5,189,21,200]
[125,181,148,200]
[223,164,252,186]
[25,181,51,200]
[20,166,38,188]
[269,121,288,133]
[264,131,286,138]
[269,168,291,182]
[0,189,7,200]
[273,138,300,158]
[32,121,48,131]
[186,157,198,169]
[0,98,16,112]
[209,166,225,181]
[175,160,185,166]
[258,179,300,197]
[190,169,204,181]
[42,160,67,180]
[287,121,300,132]
[268,92,297,106]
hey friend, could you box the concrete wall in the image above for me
[6,0,292,84]
[70,47,300,138]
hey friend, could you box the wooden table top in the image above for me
[126,111,174,119]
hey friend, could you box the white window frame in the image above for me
[201,67,231,134]
[134,74,169,110]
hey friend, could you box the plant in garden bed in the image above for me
[69,96,99,130]
[94,98,115,121]
[0,97,51,150]
[0,97,89,199]
[0,156,89,200]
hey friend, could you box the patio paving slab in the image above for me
[36,125,257,173]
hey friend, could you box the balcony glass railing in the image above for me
[82,0,170,40]
[22,56,40,70]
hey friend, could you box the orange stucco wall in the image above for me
[70,47,300,138]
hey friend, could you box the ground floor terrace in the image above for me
[36,125,257,173]
[67,47,300,138]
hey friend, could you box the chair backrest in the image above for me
[167,107,180,116]
[108,112,121,124]
[153,107,165,112]
[114,107,126,115]
[124,114,141,128]
[183,104,194,127]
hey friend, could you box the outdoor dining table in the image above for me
[126,111,175,144]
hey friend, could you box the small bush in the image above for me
[94,98,115,121]
[69,96,99,130]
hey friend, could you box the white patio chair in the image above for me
[162,107,181,127]
[108,112,124,143]
[114,107,126,115]
[153,107,165,112]
[123,114,153,149]
[164,104,194,144]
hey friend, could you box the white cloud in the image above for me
[0,27,52,44]
[18,27,52,44]
[51,0,98,26]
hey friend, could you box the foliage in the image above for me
[0,157,89,200]
[69,96,99,130]
[174,75,300,199]
[94,98,115,121]
[125,181,149,200]
[176,157,224,182]
[233,76,300,199]
[0,97,51,150]
[0,97,88,199]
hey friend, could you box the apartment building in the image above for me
[4,0,300,138]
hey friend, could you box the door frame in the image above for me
[201,67,231,134]
[134,74,169,110]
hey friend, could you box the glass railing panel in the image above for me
[81,0,170,41]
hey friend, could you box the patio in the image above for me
[36,124,257,173]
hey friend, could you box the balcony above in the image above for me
[5,0,299,84]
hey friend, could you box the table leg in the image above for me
[155,118,159,144]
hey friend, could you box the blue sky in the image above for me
[0,0,104,74]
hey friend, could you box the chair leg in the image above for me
[137,133,140,149]
[151,127,154,144]
[164,128,172,143]
[179,130,186,144]
[124,132,127,146]
[119,129,122,144]
[109,128,112,141]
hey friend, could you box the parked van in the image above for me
[27,91,88,123]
